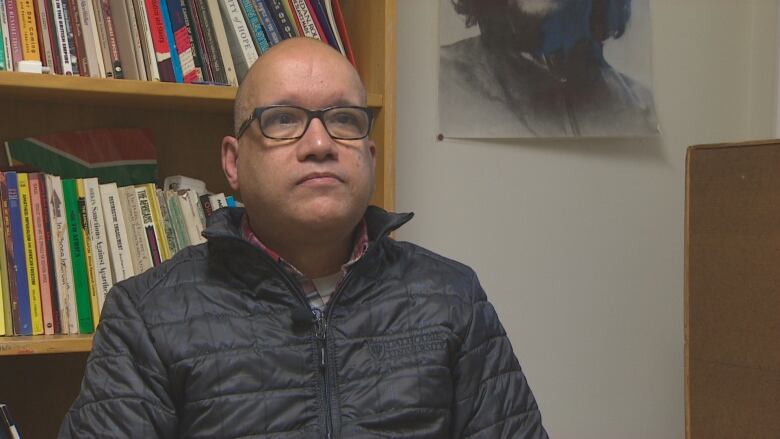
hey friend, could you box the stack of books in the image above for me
[0,0,354,83]
[0,171,234,337]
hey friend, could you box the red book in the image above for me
[330,0,353,66]
[29,174,56,335]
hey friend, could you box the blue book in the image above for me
[5,172,32,335]
[310,0,338,51]
[239,0,270,53]
[160,0,185,82]
[253,0,281,44]
[225,195,236,207]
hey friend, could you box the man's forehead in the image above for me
[247,59,365,106]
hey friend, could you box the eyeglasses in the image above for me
[236,105,374,141]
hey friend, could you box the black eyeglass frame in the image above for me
[236,105,375,141]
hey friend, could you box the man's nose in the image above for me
[296,117,338,162]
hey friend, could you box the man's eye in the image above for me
[273,113,298,125]
[332,112,358,126]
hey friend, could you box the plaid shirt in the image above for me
[241,214,369,311]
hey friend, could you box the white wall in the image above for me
[395,1,777,438]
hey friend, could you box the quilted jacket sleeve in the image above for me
[58,284,177,438]
[451,275,548,439]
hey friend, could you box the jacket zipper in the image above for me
[315,309,332,439]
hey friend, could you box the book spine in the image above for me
[16,0,41,60]
[181,0,209,80]
[180,189,205,244]
[51,0,76,74]
[266,0,292,39]
[289,0,317,39]
[165,0,200,82]
[90,0,112,76]
[84,178,112,321]
[329,0,351,65]
[134,185,161,266]
[62,179,93,334]
[29,175,56,334]
[76,179,101,327]
[144,0,175,81]
[165,190,189,249]
[252,0,278,45]
[158,0,183,81]
[33,0,56,70]
[100,183,134,282]
[281,0,299,36]
[117,186,152,274]
[198,193,212,217]
[204,0,236,85]
[18,173,44,335]
[144,183,170,261]
[322,0,343,55]
[5,0,23,65]
[155,188,178,256]
[131,0,160,80]
[47,174,76,334]
[120,0,145,79]
[107,0,138,79]
[220,0,257,69]
[76,0,103,76]
[99,0,124,77]
[0,0,11,70]
[191,0,224,83]
[65,0,88,74]
[309,0,337,50]
[0,173,11,335]
[0,172,23,334]
[39,174,61,333]
[237,0,268,53]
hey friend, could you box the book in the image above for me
[33,0,57,71]
[131,0,161,80]
[38,173,62,333]
[108,0,140,79]
[329,0,352,65]
[180,188,205,245]
[143,0,177,81]
[117,185,152,274]
[164,0,200,82]
[29,174,56,334]
[237,0,269,54]
[62,178,93,333]
[0,173,23,334]
[143,183,170,261]
[65,0,89,75]
[17,173,44,335]
[281,0,300,36]
[322,0,344,56]
[99,182,134,282]
[76,178,101,326]
[289,0,321,40]
[204,0,237,85]
[84,177,113,320]
[198,193,212,217]
[182,0,211,81]
[51,0,77,74]
[252,0,279,45]
[155,188,178,256]
[77,0,107,77]
[208,192,226,211]
[4,0,23,67]
[0,175,11,335]
[47,174,77,334]
[134,185,161,266]
[5,128,158,187]
[219,0,257,81]
[266,0,294,39]
[309,0,337,50]
[97,0,125,78]
[225,194,235,207]
[164,189,189,250]
[16,0,42,60]
[0,0,12,71]
[159,0,184,82]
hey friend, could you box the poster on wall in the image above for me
[438,0,659,138]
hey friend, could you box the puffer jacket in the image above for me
[59,206,547,438]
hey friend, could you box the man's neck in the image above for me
[250,219,355,278]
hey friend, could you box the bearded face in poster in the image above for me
[439,0,658,138]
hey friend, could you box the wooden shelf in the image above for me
[0,72,382,111]
[0,334,93,356]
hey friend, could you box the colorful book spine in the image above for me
[134,185,161,266]
[5,0,23,66]
[62,179,93,333]
[158,0,183,82]
[84,177,113,320]
[0,173,23,334]
[190,0,221,83]
[33,0,57,70]
[143,0,175,81]
[132,0,161,80]
[39,174,62,332]
[322,0,344,56]
[281,0,300,36]
[0,0,11,71]
[155,188,178,256]
[76,0,105,77]
[100,183,134,282]
[198,193,212,217]
[165,190,189,250]
[252,0,279,44]
[16,0,41,60]
[47,174,77,334]
[18,173,44,335]
[29,174,56,334]
[76,178,100,326]
[309,0,337,50]
[291,0,323,40]
[238,0,269,53]
[225,195,235,207]
[204,0,236,84]
[65,0,89,75]
[118,185,153,274]
[164,0,200,82]
[0,174,11,335]
[181,0,209,80]
[219,0,257,80]
[266,0,294,39]
[99,0,124,78]
[144,183,170,261]
[329,0,352,65]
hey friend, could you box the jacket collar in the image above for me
[202,205,414,244]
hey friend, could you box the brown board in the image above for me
[685,140,780,439]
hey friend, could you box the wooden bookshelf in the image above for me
[0,1,396,437]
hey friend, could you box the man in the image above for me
[60,38,547,438]
[440,0,658,137]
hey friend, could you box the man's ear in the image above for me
[221,135,240,192]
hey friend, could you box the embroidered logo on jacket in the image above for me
[366,331,448,362]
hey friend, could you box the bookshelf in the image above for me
[0,1,396,436]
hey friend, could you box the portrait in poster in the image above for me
[438,0,659,138]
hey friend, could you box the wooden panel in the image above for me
[0,353,89,439]
[685,140,780,439]
[0,335,92,355]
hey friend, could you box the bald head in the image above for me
[233,38,366,136]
